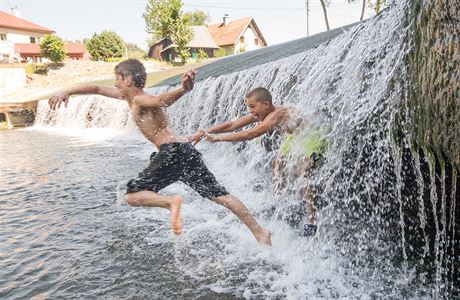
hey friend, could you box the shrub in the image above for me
[215,48,227,57]
[197,49,208,61]
[86,31,125,61]
[105,57,125,63]
[40,35,66,64]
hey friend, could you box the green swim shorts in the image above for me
[279,129,328,159]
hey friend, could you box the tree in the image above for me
[126,43,144,52]
[86,31,125,61]
[143,0,181,42]
[171,18,193,64]
[319,0,330,31]
[143,0,194,64]
[40,34,66,64]
[183,10,210,26]
[126,43,147,60]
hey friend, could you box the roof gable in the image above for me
[207,16,267,47]
[0,10,54,33]
[187,26,219,49]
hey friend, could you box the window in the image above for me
[254,38,259,46]
[30,37,36,43]
[0,34,6,41]
[239,36,245,43]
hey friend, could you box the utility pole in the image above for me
[305,0,310,36]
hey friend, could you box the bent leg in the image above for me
[126,191,183,235]
[272,154,287,193]
[301,186,316,224]
[212,194,271,245]
[299,157,316,225]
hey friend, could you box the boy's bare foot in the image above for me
[256,228,272,246]
[170,196,183,235]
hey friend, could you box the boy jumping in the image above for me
[48,59,271,245]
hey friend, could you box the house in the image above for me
[0,8,54,62]
[207,15,267,55]
[0,8,89,63]
[149,26,219,61]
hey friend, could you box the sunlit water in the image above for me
[1,0,457,298]
[0,128,351,299]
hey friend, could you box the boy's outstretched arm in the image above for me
[189,114,256,145]
[48,85,123,110]
[206,113,280,142]
[134,70,197,108]
[207,115,256,134]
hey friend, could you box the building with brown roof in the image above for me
[0,8,55,62]
[207,15,267,55]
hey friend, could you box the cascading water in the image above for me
[31,0,458,298]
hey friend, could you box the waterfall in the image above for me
[34,0,458,297]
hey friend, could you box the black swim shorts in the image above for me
[126,143,229,199]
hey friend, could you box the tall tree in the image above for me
[143,0,193,64]
[183,10,210,26]
[319,0,330,31]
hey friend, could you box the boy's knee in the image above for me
[125,193,141,206]
[211,195,229,207]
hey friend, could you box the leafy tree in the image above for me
[183,10,210,25]
[143,0,181,41]
[40,34,66,64]
[86,31,125,61]
[143,0,193,64]
[171,18,193,64]
[126,43,144,52]
[126,43,147,59]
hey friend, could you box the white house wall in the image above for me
[0,27,50,62]
[0,27,48,44]
[0,41,15,58]
[235,25,263,53]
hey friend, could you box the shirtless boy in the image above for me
[190,87,327,236]
[48,59,271,245]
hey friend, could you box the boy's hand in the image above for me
[182,69,197,92]
[189,129,205,145]
[204,131,219,143]
[49,92,70,110]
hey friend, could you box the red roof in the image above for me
[15,43,87,55]
[0,10,54,33]
[207,17,267,47]
[14,43,40,55]
[64,43,86,54]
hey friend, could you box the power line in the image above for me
[183,4,304,11]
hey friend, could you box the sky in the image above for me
[0,0,376,49]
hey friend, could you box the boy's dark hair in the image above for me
[246,87,272,104]
[114,59,147,89]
